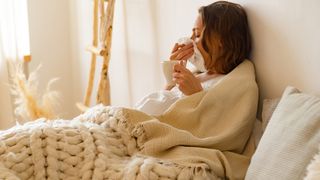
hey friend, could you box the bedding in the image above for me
[245,86,320,180]
[0,60,258,180]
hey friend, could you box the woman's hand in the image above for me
[173,61,203,95]
[170,43,194,61]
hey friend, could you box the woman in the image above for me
[135,1,252,115]
[131,2,258,179]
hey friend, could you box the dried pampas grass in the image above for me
[9,62,60,123]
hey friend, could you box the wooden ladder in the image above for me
[77,0,116,112]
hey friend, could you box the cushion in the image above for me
[304,145,320,180]
[261,98,280,132]
[245,86,320,180]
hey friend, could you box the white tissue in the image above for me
[177,37,193,45]
[176,37,207,72]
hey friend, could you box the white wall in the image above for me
[240,0,320,99]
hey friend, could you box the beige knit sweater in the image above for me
[0,60,258,180]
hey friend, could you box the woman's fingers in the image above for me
[176,46,194,59]
[179,43,193,52]
[170,44,184,60]
[178,49,194,60]
[172,72,183,79]
[179,60,187,67]
[173,63,191,74]
[171,43,184,53]
[170,51,179,60]
[173,63,183,72]
[172,48,193,60]
[170,43,193,60]
[173,65,193,85]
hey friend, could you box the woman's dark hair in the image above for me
[199,1,251,74]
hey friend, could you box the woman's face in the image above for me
[191,15,211,70]
[192,14,221,73]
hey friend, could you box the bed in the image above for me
[1,0,320,179]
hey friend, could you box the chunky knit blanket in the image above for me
[0,60,258,180]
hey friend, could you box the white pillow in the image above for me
[245,86,320,180]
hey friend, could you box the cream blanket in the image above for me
[0,60,258,180]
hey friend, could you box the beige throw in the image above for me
[0,60,258,180]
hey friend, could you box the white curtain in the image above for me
[0,0,30,129]
[109,0,163,107]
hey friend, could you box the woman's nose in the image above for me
[190,33,196,41]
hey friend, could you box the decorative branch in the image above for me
[9,62,60,123]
